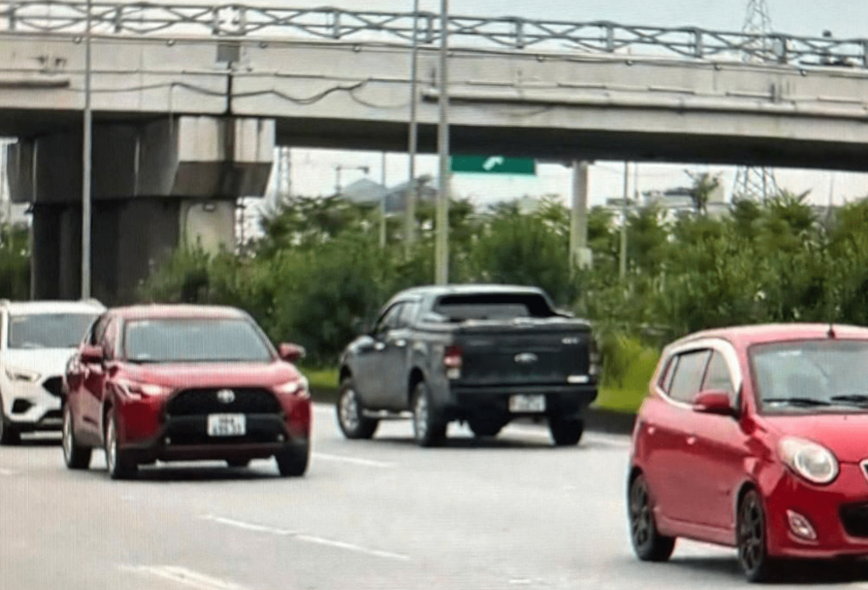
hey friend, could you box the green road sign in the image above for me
[450,155,536,176]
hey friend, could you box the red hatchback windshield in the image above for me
[123,318,274,363]
[751,339,868,412]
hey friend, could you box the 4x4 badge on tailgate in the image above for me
[514,353,538,364]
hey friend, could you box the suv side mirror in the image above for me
[693,390,736,416]
[278,343,306,363]
[80,344,104,364]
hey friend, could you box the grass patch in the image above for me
[300,366,340,404]
[593,340,659,414]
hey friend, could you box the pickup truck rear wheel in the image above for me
[336,378,379,440]
[412,381,446,447]
[549,417,584,446]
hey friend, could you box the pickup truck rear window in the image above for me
[433,294,555,321]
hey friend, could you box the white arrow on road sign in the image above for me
[482,156,505,171]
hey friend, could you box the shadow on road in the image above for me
[127,464,283,483]
[10,435,61,448]
[371,435,556,450]
[670,555,868,585]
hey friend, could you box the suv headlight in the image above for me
[5,366,41,383]
[115,379,172,399]
[779,437,839,485]
[274,375,309,397]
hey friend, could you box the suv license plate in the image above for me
[509,394,546,413]
[207,414,246,437]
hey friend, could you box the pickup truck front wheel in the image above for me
[549,417,584,446]
[336,378,379,440]
[412,381,447,447]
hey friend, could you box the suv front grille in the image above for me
[840,503,868,537]
[42,377,64,398]
[166,388,281,416]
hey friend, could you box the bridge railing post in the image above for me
[211,7,220,35]
[332,9,341,39]
[692,28,703,59]
[862,41,868,69]
[7,4,15,32]
[514,18,525,50]
[604,24,614,53]
[114,6,123,34]
[775,35,788,64]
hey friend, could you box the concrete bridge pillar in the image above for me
[7,116,273,304]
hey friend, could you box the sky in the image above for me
[164,0,868,208]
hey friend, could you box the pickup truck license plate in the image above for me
[509,394,546,413]
[207,414,246,437]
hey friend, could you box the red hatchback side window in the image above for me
[667,349,712,403]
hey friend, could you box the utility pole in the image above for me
[569,161,591,272]
[81,0,93,299]
[405,0,420,255]
[733,0,778,203]
[619,162,629,280]
[435,0,450,285]
[380,151,387,248]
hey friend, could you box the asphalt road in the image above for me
[2,405,868,590]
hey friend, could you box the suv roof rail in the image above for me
[0,299,10,307]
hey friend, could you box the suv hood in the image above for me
[765,412,868,463]
[2,348,78,377]
[118,360,301,390]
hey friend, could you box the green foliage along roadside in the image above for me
[136,187,868,413]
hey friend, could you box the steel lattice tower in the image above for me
[733,0,779,202]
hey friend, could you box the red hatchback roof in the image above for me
[669,323,868,350]
[110,304,250,321]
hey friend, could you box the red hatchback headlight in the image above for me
[778,437,839,485]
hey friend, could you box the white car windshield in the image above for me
[123,318,274,363]
[8,313,98,349]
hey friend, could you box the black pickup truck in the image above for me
[336,285,600,447]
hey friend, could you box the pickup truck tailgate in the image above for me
[453,320,593,386]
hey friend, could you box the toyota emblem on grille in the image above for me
[514,352,538,364]
[216,389,236,404]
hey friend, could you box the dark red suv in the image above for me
[61,305,311,480]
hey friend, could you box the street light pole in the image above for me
[380,151,387,248]
[619,161,629,280]
[435,0,450,285]
[404,0,420,256]
[81,0,93,299]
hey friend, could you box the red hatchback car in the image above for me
[61,305,311,480]
[629,323,868,581]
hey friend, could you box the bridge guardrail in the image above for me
[0,2,866,70]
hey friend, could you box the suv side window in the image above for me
[702,351,735,398]
[668,349,712,403]
[398,301,420,329]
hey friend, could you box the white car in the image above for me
[0,300,105,444]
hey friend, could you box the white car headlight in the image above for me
[779,437,839,485]
[5,366,41,383]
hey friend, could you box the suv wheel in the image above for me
[549,417,584,446]
[412,381,446,447]
[62,405,92,470]
[276,441,309,477]
[105,412,137,480]
[0,395,20,446]
[336,378,379,440]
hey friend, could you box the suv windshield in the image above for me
[123,318,274,363]
[751,339,868,412]
[8,313,98,349]
[432,293,555,321]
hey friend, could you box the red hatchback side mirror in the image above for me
[80,344,104,364]
[693,390,736,416]
[278,343,306,363]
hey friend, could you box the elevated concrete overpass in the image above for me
[2,2,868,302]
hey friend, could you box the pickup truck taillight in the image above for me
[444,345,463,379]
[589,337,601,377]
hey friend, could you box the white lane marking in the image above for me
[312,452,395,468]
[295,534,412,561]
[201,515,297,536]
[121,565,248,590]
[0,468,17,476]
[201,515,411,562]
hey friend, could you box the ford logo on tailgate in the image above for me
[514,352,538,364]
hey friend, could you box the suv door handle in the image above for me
[374,342,386,351]
[394,339,407,348]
